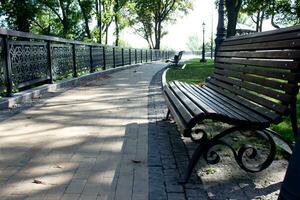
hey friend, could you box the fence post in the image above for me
[135,49,137,64]
[129,48,131,64]
[146,50,148,62]
[113,47,116,68]
[89,46,94,73]
[46,41,53,83]
[3,35,13,97]
[102,46,106,70]
[122,48,125,66]
[140,50,142,63]
[72,44,78,77]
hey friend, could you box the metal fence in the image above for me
[0,28,175,97]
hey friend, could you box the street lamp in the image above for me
[200,22,206,62]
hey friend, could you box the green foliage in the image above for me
[240,0,298,30]
[0,0,40,32]
[129,0,193,49]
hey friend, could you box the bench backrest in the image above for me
[174,51,183,63]
[211,25,300,118]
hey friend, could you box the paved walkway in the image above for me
[0,63,161,200]
[0,62,288,200]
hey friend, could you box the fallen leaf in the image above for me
[33,179,46,185]
[131,159,142,163]
[54,164,63,169]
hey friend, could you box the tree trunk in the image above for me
[154,21,162,49]
[15,0,31,32]
[105,26,109,45]
[259,11,265,32]
[78,0,91,39]
[255,12,260,32]
[225,0,242,37]
[96,0,102,43]
[114,0,120,46]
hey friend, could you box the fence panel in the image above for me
[51,44,73,80]
[92,46,104,71]
[105,46,114,68]
[130,49,135,64]
[142,50,147,62]
[75,45,90,74]
[136,49,141,63]
[123,48,130,65]
[9,41,49,89]
[115,47,122,67]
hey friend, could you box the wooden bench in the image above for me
[166,51,183,66]
[162,25,300,183]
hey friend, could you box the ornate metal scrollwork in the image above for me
[51,44,73,79]
[105,47,113,67]
[123,49,130,65]
[115,47,122,66]
[183,126,279,183]
[75,45,90,73]
[9,41,48,87]
[92,46,104,70]
[190,128,208,143]
[203,128,276,173]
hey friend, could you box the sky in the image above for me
[120,0,218,50]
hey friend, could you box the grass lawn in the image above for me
[166,58,299,143]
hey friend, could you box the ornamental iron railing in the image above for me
[0,28,175,97]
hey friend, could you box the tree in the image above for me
[113,0,129,46]
[41,0,81,38]
[78,0,93,39]
[95,0,102,43]
[0,0,39,32]
[101,0,115,44]
[225,0,242,37]
[130,0,193,49]
[241,0,295,31]
[185,34,201,51]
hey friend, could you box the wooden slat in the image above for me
[213,74,292,103]
[214,68,297,94]
[169,81,204,116]
[209,79,288,114]
[184,82,258,122]
[216,57,299,70]
[215,63,298,82]
[206,83,280,122]
[179,82,245,120]
[217,50,300,60]
[219,39,300,51]
[163,91,188,132]
[164,86,194,123]
[172,81,217,114]
[223,31,300,46]
[178,82,235,119]
[201,86,269,123]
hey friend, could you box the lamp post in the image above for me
[200,22,206,62]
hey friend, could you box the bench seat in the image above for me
[164,80,281,137]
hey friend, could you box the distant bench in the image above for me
[162,25,300,183]
[166,51,183,67]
